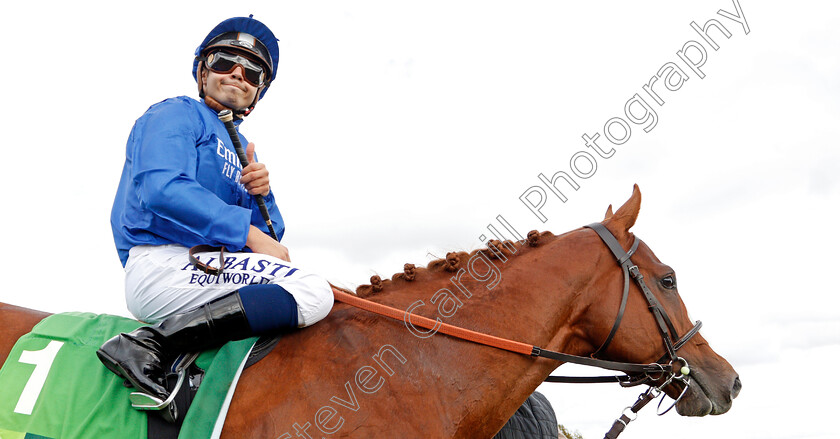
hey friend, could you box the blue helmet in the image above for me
[193,16,279,101]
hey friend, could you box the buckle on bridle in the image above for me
[628,265,641,279]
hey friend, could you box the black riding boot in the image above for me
[96,292,253,401]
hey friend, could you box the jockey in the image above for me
[98,16,333,405]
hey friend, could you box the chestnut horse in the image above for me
[0,186,740,438]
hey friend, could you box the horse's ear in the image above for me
[605,184,641,234]
[604,204,614,220]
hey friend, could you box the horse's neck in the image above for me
[349,239,593,436]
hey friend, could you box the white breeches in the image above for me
[124,244,333,326]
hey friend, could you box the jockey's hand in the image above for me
[240,143,271,197]
[246,225,290,262]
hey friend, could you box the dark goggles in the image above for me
[204,51,266,87]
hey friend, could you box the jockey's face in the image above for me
[201,65,258,111]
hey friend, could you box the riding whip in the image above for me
[217,109,279,241]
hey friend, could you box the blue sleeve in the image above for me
[131,102,251,250]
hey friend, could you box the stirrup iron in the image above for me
[128,352,198,422]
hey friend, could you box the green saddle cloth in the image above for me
[0,312,257,439]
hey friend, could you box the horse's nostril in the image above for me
[731,376,742,400]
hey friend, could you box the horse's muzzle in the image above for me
[677,372,741,416]
[731,375,742,401]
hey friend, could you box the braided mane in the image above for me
[354,230,555,298]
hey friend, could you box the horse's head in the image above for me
[576,185,741,416]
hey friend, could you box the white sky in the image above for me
[1,1,838,438]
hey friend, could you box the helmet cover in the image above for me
[193,16,279,99]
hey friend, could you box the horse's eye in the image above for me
[661,275,677,289]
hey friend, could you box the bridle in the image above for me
[582,223,703,381]
[580,223,703,438]
[332,223,704,438]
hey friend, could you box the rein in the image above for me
[332,223,704,438]
[333,289,670,377]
